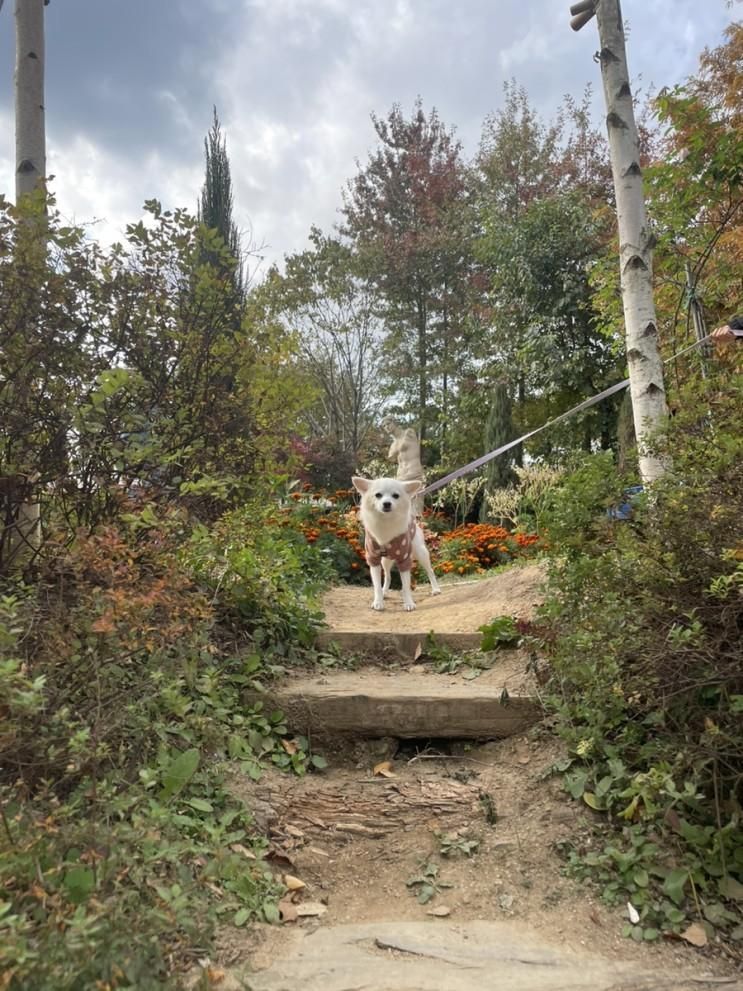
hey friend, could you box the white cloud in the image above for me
[46,134,202,246]
[0,0,737,268]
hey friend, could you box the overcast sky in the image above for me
[0,0,737,272]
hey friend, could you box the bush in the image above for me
[0,501,324,988]
[184,500,329,648]
[538,373,743,939]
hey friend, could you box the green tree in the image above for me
[341,100,475,452]
[647,22,743,344]
[475,87,621,458]
[479,379,516,521]
[476,82,563,220]
[264,229,383,483]
[198,107,245,306]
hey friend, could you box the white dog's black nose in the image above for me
[382,501,392,511]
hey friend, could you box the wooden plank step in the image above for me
[315,629,481,658]
[316,566,545,659]
[255,662,540,739]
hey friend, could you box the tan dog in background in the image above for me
[383,418,424,515]
[352,476,441,611]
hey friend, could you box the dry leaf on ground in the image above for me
[230,843,256,860]
[373,760,396,778]
[278,898,299,923]
[284,874,306,891]
[679,922,708,947]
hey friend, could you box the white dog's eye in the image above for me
[393,493,400,499]
[374,493,382,499]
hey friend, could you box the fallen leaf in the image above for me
[206,967,226,984]
[308,846,330,858]
[680,922,708,947]
[266,848,295,869]
[627,901,640,924]
[278,898,299,923]
[283,874,306,891]
[281,738,298,755]
[427,905,451,917]
[498,893,514,911]
[589,906,602,927]
[373,760,396,778]
[230,843,256,860]
[285,825,305,839]
[296,901,327,917]
[413,641,423,661]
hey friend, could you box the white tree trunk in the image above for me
[15,0,46,200]
[12,0,46,561]
[595,0,669,483]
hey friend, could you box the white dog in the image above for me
[352,476,441,611]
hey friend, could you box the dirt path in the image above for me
[319,562,545,635]
[196,568,743,989]
[219,734,741,986]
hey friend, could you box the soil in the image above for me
[220,734,742,983]
[197,567,743,988]
[319,562,545,635]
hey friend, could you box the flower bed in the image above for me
[275,488,544,584]
[434,523,543,577]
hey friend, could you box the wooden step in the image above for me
[316,629,481,658]
[316,566,545,660]
[255,661,539,739]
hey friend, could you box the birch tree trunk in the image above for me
[10,0,46,563]
[15,0,46,201]
[594,0,669,483]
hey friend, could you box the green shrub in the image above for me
[0,502,324,988]
[539,373,743,939]
[183,502,329,650]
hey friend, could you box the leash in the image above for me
[420,334,712,498]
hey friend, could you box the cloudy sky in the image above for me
[0,0,737,272]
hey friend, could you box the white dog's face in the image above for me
[352,476,421,520]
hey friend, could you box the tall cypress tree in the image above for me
[198,107,244,304]
[480,379,516,521]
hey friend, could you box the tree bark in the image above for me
[594,0,668,483]
[417,294,428,446]
[15,0,46,201]
[11,0,46,566]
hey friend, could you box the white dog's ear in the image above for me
[352,476,370,493]
[402,479,423,495]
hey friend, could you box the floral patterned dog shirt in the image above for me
[364,518,416,571]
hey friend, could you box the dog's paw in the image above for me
[430,585,442,596]
[371,599,385,611]
[402,600,417,612]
